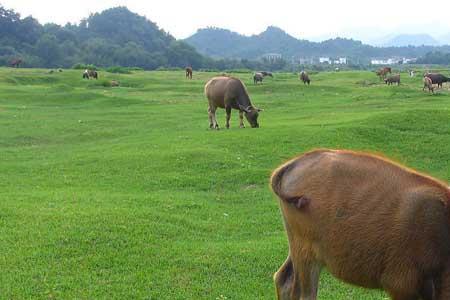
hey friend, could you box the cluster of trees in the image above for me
[0,5,310,71]
[0,6,205,69]
[3,4,449,71]
[416,51,450,64]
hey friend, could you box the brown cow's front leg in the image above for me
[225,106,231,129]
[419,279,435,300]
[274,256,299,300]
[274,255,320,300]
[239,110,245,128]
[387,292,419,300]
[298,261,320,300]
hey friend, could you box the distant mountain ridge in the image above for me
[185,27,450,61]
[381,34,440,47]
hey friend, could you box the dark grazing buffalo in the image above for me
[186,67,193,79]
[260,71,273,77]
[424,73,450,88]
[205,76,262,129]
[271,149,450,300]
[384,74,400,85]
[83,69,98,79]
[254,72,264,84]
[299,71,310,85]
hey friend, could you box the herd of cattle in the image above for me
[200,66,450,131]
[375,66,450,93]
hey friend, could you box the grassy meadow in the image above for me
[0,67,449,299]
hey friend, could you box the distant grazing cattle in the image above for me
[254,72,264,84]
[423,76,434,93]
[424,73,450,88]
[409,70,415,77]
[185,67,193,79]
[89,70,98,79]
[384,74,400,85]
[259,71,273,77]
[271,149,450,300]
[299,71,310,85]
[376,67,392,80]
[111,80,120,87]
[83,69,98,79]
[205,76,262,129]
[10,59,22,68]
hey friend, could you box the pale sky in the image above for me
[3,0,450,42]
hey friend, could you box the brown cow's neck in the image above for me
[237,94,252,109]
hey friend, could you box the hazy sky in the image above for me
[3,0,450,42]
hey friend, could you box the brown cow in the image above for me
[271,149,450,300]
[205,76,262,129]
[423,76,434,94]
[376,67,392,80]
[186,67,193,79]
[299,71,310,85]
[10,59,22,68]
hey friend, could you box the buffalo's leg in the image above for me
[208,107,214,128]
[225,106,231,129]
[274,256,299,300]
[239,111,245,128]
[208,106,219,129]
[274,255,320,300]
[419,279,435,300]
[387,292,418,300]
[298,261,320,300]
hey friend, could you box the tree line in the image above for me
[1,5,448,71]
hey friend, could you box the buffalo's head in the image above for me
[240,105,262,128]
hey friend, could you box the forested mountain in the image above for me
[2,4,450,70]
[185,27,450,62]
[0,6,205,69]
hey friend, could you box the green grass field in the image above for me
[1,67,449,299]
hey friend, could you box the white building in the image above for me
[262,53,282,61]
[338,57,347,64]
[370,58,400,65]
[297,58,314,64]
[319,57,331,64]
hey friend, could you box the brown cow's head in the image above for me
[240,105,262,128]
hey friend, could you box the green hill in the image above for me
[0,6,204,69]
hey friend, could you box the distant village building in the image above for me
[333,57,347,64]
[370,57,414,65]
[338,57,347,64]
[262,53,282,61]
[402,57,416,64]
[297,57,314,64]
[319,57,331,64]
[370,58,399,65]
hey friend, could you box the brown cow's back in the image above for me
[205,76,249,109]
[272,149,450,290]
